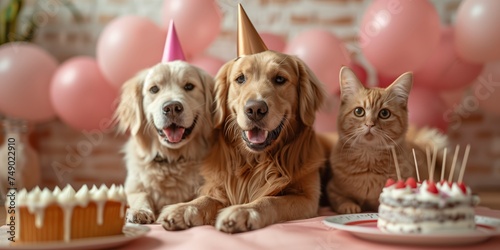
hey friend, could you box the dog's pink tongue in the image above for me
[246,129,268,144]
[164,127,185,143]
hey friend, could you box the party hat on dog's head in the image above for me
[237,4,268,57]
[162,20,186,63]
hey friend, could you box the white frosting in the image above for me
[75,185,90,207]
[53,186,62,196]
[58,185,78,205]
[16,189,28,206]
[90,185,99,194]
[40,188,56,206]
[379,180,477,234]
[380,181,474,204]
[12,184,127,242]
[26,187,42,209]
[92,185,108,225]
[107,184,127,218]
[58,185,78,242]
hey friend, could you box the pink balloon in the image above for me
[0,42,57,122]
[162,0,221,57]
[360,0,440,77]
[260,32,287,52]
[97,16,166,88]
[440,87,466,109]
[455,0,500,63]
[188,55,225,77]
[51,57,118,131]
[285,29,351,95]
[349,61,368,85]
[414,27,483,91]
[408,87,448,132]
[314,94,340,133]
[471,61,500,115]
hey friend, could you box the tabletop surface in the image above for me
[1,207,499,250]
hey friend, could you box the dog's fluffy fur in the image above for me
[161,50,327,233]
[115,61,215,224]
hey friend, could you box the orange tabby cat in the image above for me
[326,67,448,214]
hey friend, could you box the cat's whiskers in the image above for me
[339,129,362,152]
[375,129,404,153]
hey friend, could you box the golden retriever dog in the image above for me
[115,61,215,224]
[161,50,327,233]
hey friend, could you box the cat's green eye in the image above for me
[379,108,391,119]
[353,107,365,117]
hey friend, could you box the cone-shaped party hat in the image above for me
[162,20,186,63]
[237,4,268,57]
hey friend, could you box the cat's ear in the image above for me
[386,72,413,105]
[339,66,364,102]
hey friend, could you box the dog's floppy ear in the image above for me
[114,70,147,135]
[213,60,234,128]
[295,56,327,127]
[195,66,216,127]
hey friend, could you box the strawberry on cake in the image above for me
[377,177,480,234]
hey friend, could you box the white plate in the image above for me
[323,213,500,246]
[0,224,150,250]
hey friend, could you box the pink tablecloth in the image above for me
[120,207,500,250]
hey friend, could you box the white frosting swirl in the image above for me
[16,189,28,206]
[75,185,91,207]
[90,185,98,194]
[53,186,62,196]
[40,188,56,206]
[58,185,78,206]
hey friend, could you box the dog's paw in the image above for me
[126,208,156,224]
[336,202,361,214]
[215,205,264,233]
[161,203,204,231]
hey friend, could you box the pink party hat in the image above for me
[162,20,186,63]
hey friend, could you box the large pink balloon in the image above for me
[314,94,340,133]
[162,0,221,57]
[260,32,287,52]
[285,29,351,95]
[408,87,448,132]
[471,61,500,115]
[360,0,440,77]
[0,42,57,122]
[455,0,500,63]
[440,87,466,109]
[414,27,483,91]
[51,57,118,131]
[188,55,225,77]
[97,16,166,88]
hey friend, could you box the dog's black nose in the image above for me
[162,101,183,117]
[245,100,268,121]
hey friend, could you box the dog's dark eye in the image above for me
[184,83,194,91]
[379,108,391,119]
[354,107,365,117]
[149,86,159,94]
[274,76,287,84]
[236,74,246,84]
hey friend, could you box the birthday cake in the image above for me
[7,184,127,243]
[377,178,479,234]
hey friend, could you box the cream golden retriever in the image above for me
[115,61,215,224]
[161,50,327,233]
